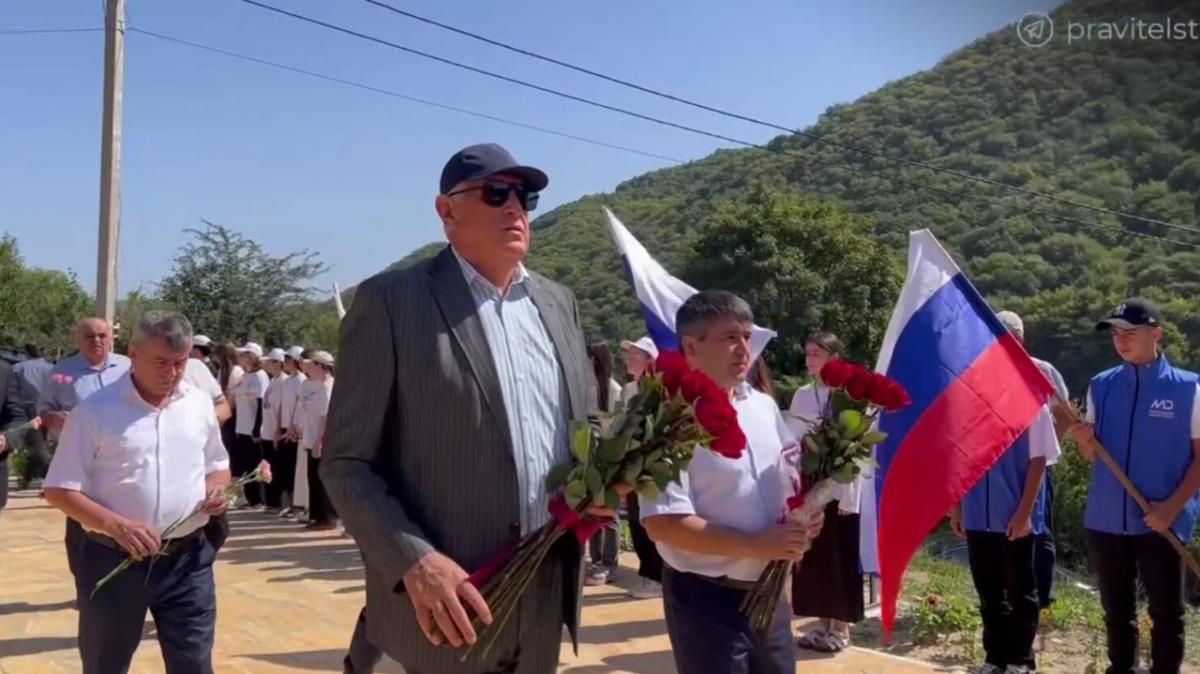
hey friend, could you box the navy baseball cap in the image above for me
[439,143,548,195]
[1095,297,1162,331]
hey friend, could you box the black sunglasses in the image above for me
[446,181,539,212]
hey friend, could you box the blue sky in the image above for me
[2,0,1050,297]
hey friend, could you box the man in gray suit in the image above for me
[323,144,602,674]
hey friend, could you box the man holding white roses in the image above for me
[640,290,823,674]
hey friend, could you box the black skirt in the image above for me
[791,501,865,623]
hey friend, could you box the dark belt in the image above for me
[86,526,204,553]
[668,566,759,591]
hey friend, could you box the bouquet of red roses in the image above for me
[454,350,746,661]
[740,360,910,630]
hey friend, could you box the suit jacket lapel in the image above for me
[526,274,585,420]
[427,248,513,450]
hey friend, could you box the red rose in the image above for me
[869,375,911,411]
[679,370,705,403]
[820,360,853,388]
[786,493,806,511]
[695,397,745,459]
[656,350,689,396]
[845,366,873,401]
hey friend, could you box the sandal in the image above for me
[797,628,828,650]
[811,631,849,653]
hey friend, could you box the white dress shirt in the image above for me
[639,383,798,582]
[785,382,863,513]
[233,369,269,436]
[44,373,229,538]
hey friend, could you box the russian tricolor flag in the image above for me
[862,229,1055,636]
[604,207,776,360]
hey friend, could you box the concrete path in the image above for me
[0,487,943,673]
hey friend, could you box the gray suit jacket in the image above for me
[321,246,594,670]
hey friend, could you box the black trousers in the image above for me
[232,434,264,506]
[343,606,383,674]
[76,534,217,674]
[261,441,283,508]
[662,567,794,674]
[966,531,1039,669]
[1086,530,1185,674]
[626,496,663,582]
[307,451,337,524]
[1034,467,1057,609]
[274,435,298,497]
[66,517,85,577]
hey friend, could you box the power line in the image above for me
[128,27,686,165]
[0,27,103,35]
[354,0,1199,238]
[231,0,1200,251]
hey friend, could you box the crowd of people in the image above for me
[1,141,1196,674]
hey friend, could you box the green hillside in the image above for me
[380,0,1200,394]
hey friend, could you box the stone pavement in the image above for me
[0,487,944,673]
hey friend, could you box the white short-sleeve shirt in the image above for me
[785,383,864,513]
[1028,406,1061,465]
[182,358,224,404]
[233,369,270,436]
[44,373,229,538]
[301,378,333,449]
[639,384,798,582]
[261,375,284,442]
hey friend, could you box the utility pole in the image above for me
[96,0,125,326]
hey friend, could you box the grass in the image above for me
[850,533,1200,673]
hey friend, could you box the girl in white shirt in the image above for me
[787,332,864,652]
[232,344,269,508]
[302,351,337,530]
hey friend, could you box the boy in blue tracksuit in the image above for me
[951,400,1060,674]
[1070,298,1200,674]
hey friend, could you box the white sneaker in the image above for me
[628,578,662,599]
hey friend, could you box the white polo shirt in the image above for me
[44,373,229,539]
[640,383,798,582]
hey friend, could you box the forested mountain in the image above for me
[381,0,1200,396]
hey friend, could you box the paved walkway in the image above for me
[0,487,942,673]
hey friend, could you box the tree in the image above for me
[681,188,903,372]
[0,235,93,358]
[157,221,328,344]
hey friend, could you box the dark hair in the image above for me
[216,343,238,390]
[587,341,614,411]
[675,290,754,340]
[806,331,845,358]
[749,358,775,398]
[194,343,213,358]
[24,343,41,358]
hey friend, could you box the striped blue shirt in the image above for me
[454,249,571,534]
[37,352,131,414]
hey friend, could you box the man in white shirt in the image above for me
[38,317,131,581]
[43,311,230,674]
[640,291,822,674]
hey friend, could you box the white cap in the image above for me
[620,336,659,359]
[996,311,1025,340]
[193,335,212,348]
[266,348,286,362]
[285,345,304,360]
[236,342,264,358]
[310,350,335,367]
